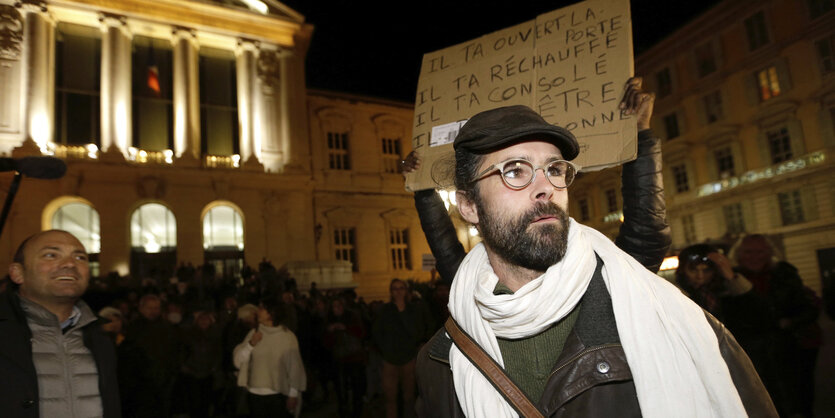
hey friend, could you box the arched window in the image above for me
[130,203,176,281]
[203,204,244,250]
[202,202,244,280]
[48,199,101,276]
[131,203,176,253]
[51,201,101,253]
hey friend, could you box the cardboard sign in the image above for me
[406,0,636,192]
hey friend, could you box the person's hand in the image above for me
[249,329,263,346]
[286,396,298,412]
[706,252,735,281]
[401,150,421,174]
[619,77,655,131]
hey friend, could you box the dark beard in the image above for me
[476,199,570,272]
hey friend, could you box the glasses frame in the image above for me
[472,158,580,190]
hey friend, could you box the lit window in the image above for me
[55,23,101,147]
[200,47,239,156]
[327,131,351,170]
[51,202,101,253]
[203,205,244,250]
[715,147,735,179]
[203,204,244,279]
[744,12,769,51]
[132,36,173,151]
[333,228,358,271]
[694,43,717,78]
[655,67,672,98]
[766,127,793,164]
[815,34,835,74]
[672,164,690,193]
[663,113,680,139]
[756,66,782,102]
[778,190,805,225]
[722,203,746,235]
[51,201,101,277]
[390,228,411,270]
[703,91,724,123]
[131,203,176,253]
[382,137,402,173]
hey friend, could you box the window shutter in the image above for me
[819,106,835,147]
[716,206,728,235]
[801,186,819,222]
[767,194,782,228]
[775,57,793,92]
[786,119,806,156]
[756,130,772,166]
[741,199,756,232]
[743,73,759,105]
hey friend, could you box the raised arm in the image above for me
[614,77,671,273]
[403,153,467,283]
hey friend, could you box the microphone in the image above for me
[0,156,67,179]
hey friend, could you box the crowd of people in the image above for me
[674,235,823,418]
[64,260,446,418]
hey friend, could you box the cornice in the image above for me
[50,0,303,47]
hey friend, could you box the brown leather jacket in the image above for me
[415,261,778,417]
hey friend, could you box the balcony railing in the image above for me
[204,154,241,169]
[46,143,99,160]
[128,147,174,165]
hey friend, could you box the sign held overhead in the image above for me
[407,0,636,192]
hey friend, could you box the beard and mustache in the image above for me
[475,198,570,272]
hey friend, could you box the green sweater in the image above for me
[494,282,581,402]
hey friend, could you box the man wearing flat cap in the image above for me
[414,79,777,417]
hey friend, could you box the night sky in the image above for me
[280,0,723,103]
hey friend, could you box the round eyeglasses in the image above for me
[472,158,579,190]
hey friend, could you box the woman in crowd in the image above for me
[233,297,306,418]
[324,298,367,418]
[675,244,775,399]
[99,306,126,346]
[372,279,433,418]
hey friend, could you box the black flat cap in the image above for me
[453,105,579,160]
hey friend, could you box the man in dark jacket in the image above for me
[413,79,777,417]
[0,230,120,418]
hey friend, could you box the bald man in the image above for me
[0,230,120,418]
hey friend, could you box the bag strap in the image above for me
[444,317,544,418]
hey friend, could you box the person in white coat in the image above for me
[234,297,306,418]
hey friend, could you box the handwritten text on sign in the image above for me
[407,0,636,191]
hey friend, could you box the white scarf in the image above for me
[447,218,746,417]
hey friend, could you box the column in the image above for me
[235,39,259,166]
[172,27,200,160]
[19,0,54,151]
[255,45,281,172]
[0,4,25,152]
[279,25,313,173]
[99,14,131,158]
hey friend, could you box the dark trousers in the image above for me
[247,392,292,418]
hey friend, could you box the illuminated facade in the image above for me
[0,0,427,300]
[574,0,835,291]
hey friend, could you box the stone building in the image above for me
[571,0,835,291]
[0,0,427,301]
